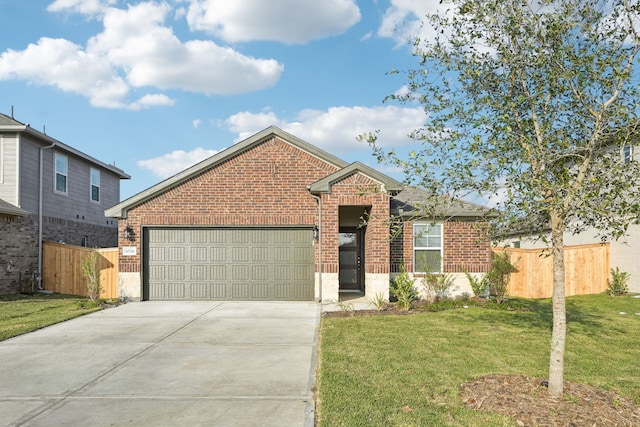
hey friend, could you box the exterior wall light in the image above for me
[124,225,135,241]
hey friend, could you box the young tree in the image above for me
[365,0,640,397]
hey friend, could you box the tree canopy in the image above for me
[366,0,640,396]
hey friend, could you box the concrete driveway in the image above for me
[0,301,320,427]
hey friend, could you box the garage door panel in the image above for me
[251,283,269,300]
[251,264,268,279]
[146,228,314,301]
[211,247,226,261]
[167,265,184,280]
[167,247,185,262]
[190,283,211,299]
[211,283,226,298]
[293,265,314,281]
[190,247,208,262]
[190,265,209,280]
[232,247,250,262]
[148,265,166,280]
[211,265,226,279]
[274,284,313,300]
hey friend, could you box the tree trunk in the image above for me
[548,210,566,397]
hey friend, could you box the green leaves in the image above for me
[374,0,640,241]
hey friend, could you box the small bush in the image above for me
[485,251,518,304]
[423,272,455,302]
[335,300,355,314]
[390,266,418,311]
[465,271,489,297]
[82,249,103,302]
[607,267,630,296]
[369,293,388,310]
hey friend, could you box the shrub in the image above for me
[369,293,388,311]
[422,272,455,302]
[335,300,355,314]
[390,265,418,311]
[465,271,489,297]
[82,249,103,302]
[485,251,518,304]
[607,267,630,296]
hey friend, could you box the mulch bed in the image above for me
[460,374,640,426]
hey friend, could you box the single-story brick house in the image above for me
[105,127,492,302]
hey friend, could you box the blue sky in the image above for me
[0,0,440,200]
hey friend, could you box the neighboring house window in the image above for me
[414,222,443,273]
[623,145,634,163]
[90,168,100,202]
[81,236,88,247]
[54,153,68,194]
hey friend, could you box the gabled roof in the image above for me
[106,126,352,218]
[0,112,130,179]
[0,198,29,216]
[308,161,403,194]
[391,187,496,218]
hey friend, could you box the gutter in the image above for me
[308,189,323,303]
[38,139,56,289]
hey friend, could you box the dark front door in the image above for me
[339,228,364,292]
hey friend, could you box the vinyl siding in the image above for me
[0,133,19,206]
[18,134,120,228]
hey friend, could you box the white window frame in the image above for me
[90,167,100,203]
[623,144,634,163]
[54,153,68,195]
[413,222,443,273]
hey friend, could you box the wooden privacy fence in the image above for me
[42,242,119,299]
[493,243,610,299]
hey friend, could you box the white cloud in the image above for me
[128,94,176,111]
[378,0,450,47]
[0,37,131,109]
[223,105,425,154]
[47,0,116,16]
[185,0,361,43]
[0,2,283,109]
[193,119,202,128]
[137,147,219,179]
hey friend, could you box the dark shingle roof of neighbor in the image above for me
[391,187,495,218]
[0,198,29,216]
[0,112,130,179]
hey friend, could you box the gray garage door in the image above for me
[144,228,315,301]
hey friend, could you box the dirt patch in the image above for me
[460,374,640,426]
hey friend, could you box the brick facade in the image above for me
[321,175,390,275]
[110,129,491,301]
[42,216,117,248]
[118,137,340,273]
[391,219,491,274]
[0,213,117,294]
[0,215,38,293]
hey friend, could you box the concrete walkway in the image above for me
[0,301,320,427]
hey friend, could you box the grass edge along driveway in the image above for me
[0,293,101,341]
[316,294,640,426]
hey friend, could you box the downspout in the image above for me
[38,140,56,289]
[309,190,323,303]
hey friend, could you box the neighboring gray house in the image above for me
[499,143,640,294]
[0,112,129,293]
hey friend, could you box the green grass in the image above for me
[317,294,640,426]
[0,293,102,341]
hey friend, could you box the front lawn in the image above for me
[0,293,102,341]
[316,294,640,426]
